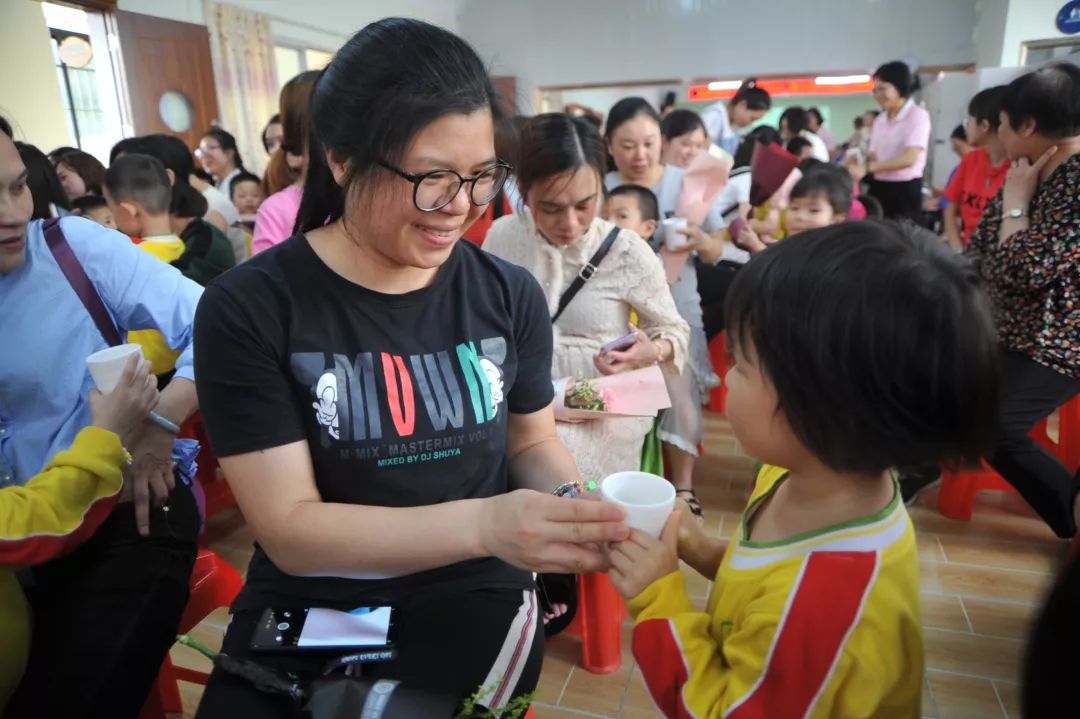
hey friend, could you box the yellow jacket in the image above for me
[0,427,127,710]
[628,465,923,718]
[129,237,186,375]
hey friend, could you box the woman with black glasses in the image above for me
[192,19,629,717]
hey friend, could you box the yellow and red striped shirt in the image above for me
[628,464,923,718]
[0,427,127,709]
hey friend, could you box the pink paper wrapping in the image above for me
[553,364,672,423]
[659,247,689,284]
[769,168,803,210]
[676,152,732,226]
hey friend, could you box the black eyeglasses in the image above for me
[377,159,511,212]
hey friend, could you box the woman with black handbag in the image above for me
[485,113,689,631]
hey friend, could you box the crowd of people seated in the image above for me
[0,17,1077,719]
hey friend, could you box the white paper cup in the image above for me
[601,471,676,538]
[662,218,689,250]
[86,344,144,394]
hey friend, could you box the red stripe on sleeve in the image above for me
[0,492,119,566]
[727,551,878,719]
[633,619,696,719]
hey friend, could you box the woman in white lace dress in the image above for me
[486,114,689,485]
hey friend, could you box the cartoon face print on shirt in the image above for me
[313,371,340,440]
[479,357,505,417]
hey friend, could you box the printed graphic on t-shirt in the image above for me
[291,336,510,467]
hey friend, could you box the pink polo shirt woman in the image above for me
[867,100,931,220]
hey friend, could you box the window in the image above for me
[41,2,126,162]
[1022,39,1080,66]
[274,45,335,92]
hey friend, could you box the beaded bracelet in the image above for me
[552,480,598,499]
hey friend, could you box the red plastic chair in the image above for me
[564,572,627,675]
[707,333,729,414]
[179,412,236,518]
[139,549,244,718]
[937,396,1080,521]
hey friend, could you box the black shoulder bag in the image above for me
[550,227,620,324]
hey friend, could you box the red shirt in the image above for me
[944,148,1009,245]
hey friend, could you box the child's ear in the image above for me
[642,218,658,239]
[833,213,847,224]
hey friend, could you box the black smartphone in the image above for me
[250,606,399,658]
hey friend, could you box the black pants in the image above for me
[696,260,741,341]
[984,351,1080,538]
[867,177,923,221]
[195,587,544,718]
[8,482,200,719]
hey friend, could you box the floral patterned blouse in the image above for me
[965,152,1079,378]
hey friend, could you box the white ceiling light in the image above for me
[814,74,872,85]
[707,80,743,91]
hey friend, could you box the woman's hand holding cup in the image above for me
[479,489,629,573]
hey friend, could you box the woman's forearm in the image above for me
[258,498,491,579]
[509,436,582,493]
[869,147,921,173]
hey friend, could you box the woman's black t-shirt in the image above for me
[193,234,555,611]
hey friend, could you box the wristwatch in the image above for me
[1003,207,1028,219]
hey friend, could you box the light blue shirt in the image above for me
[0,217,203,486]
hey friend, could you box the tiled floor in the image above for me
[174,412,1069,718]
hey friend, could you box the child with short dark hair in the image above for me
[736,165,852,252]
[70,195,115,229]
[229,170,264,218]
[608,221,999,718]
[604,183,659,242]
[104,154,187,376]
[786,135,814,160]
[942,85,1009,250]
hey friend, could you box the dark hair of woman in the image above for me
[659,91,677,113]
[807,107,824,126]
[732,125,782,168]
[261,113,281,153]
[297,18,504,234]
[279,71,320,158]
[660,109,706,141]
[15,142,71,219]
[1000,63,1080,139]
[731,79,772,111]
[515,113,607,201]
[47,145,79,165]
[0,115,12,139]
[603,97,660,144]
[201,128,244,170]
[57,150,106,195]
[873,61,920,98]
[780,106,810,136]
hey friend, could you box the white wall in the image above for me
[459,0,980,112]
[0,0,73,152]
[1000,0,1072,65]
[974,0,1009,68]
[974,0,1074,68]
[115,0,462,52]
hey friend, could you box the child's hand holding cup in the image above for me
[600,471,676,538]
